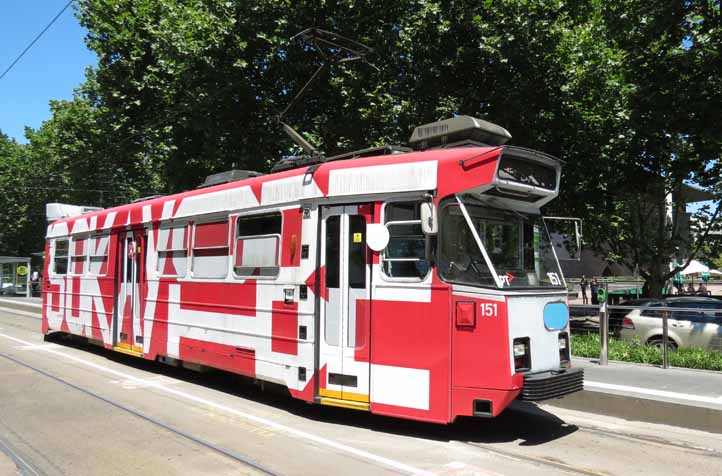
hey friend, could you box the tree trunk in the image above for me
[645,273,666,298]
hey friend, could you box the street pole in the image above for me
[662,310,670,369]
[599,281,608,366]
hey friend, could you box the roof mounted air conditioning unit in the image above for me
[409,116,512,150]
[46,203,103,222]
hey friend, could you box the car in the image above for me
[619,296,722,351]
[609,298,657,336]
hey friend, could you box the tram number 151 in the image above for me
[480,302,498,318]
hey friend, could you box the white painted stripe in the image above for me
[0,299,42,308]
[585,380,722,405]
[328,161,437,196]
[0,332,434,476]
[0,308,41,319]
[371,364,430,410]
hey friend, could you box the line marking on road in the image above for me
[0,332,434,476]
[585,380,722,404]
[0,299,42,308]
[16,343,60,351]
[0,307,42,319]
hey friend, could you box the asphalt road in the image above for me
[0,308,721,476]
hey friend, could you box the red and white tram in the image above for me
[42,116,583,424]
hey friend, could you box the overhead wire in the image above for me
[0,0,74,82]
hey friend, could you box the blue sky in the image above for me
[0,0,96,143]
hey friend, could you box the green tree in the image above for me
[12,0,719,298]
[0,130,50,256]
[584,0,722,296]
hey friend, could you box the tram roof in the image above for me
[47,145,557,237]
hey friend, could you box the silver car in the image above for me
[619,297,722,351]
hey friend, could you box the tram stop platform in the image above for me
[543,357,722,434]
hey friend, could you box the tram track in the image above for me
[459,414,722,476]
[460,441,609,476]
[574,422,722,457]
[2,308,720,476]
[509,403,722,458]
[0,436,45,476]
[0,350,284,476]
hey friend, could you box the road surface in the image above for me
[0,308,720,476]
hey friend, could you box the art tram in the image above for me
[42,115,583,423]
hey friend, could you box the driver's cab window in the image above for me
[438,205,495,286]
[381,202,429,280]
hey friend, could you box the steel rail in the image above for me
[461,441,607,476]
[0,436,45,476]
[0,351,283,476]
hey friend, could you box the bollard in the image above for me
[598,282,609,366]
[662,310,670,369]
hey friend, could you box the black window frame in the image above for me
[52,239,70,276]
[380,201,430,281]
[233,211,282,279]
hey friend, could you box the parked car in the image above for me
[1,283,26,296]
[609,298,657,336]
[570,298,656,336]
[619,296,722,351]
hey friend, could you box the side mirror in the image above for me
[420,201,438,234]
[366,224,390,252]
[543,217,583,261]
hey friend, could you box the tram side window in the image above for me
[53,239,69,275]
[192,220,230,278]
[234,213,281,278]
[88,234,110,276]
[70,237,87,275]
[382,202,429,279]
[157,225,188,277]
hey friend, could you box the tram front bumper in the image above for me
[519,367,584,401]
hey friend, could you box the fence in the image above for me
[569,296,722,368]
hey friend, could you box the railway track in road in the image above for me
[574,422,722,457]
[0,350,284,476]
[460,416,722,476]
[0,435,44,476]
[461,441,609,476]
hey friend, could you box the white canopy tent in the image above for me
[679,260,710,275]
[674,260,722,276]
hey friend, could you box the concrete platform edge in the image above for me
[545,389,722,434]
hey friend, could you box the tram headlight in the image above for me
[513,337,531,372]
[559,332,570,366]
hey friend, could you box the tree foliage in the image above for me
[0,0,719,296]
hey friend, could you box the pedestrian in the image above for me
[580,275,588,304]
[590,278,599,305]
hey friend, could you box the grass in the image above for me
[571,333,722,371]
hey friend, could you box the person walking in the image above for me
[580,275,588,304]
[590,278,599,305]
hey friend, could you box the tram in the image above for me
[42,115,583,423]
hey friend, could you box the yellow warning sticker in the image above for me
[353,233,363,243]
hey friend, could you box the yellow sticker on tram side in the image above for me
[353,233,363,243]
[16,265,29,276]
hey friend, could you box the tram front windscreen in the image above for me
[438,197,565,289]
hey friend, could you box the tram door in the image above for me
[114,229,147,354]
[319,205,372,409]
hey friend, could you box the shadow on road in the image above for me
[44,332,578,447]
